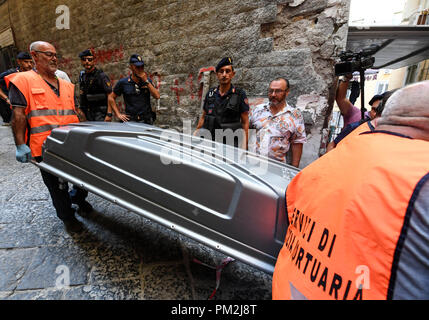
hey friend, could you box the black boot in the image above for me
[63,215,83,233]
[77,201,93,217]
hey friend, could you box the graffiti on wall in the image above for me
[170,66,216,105]
[54,41,216,110]
[90,45,125,64]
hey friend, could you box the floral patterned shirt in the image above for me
[249,103,307,163]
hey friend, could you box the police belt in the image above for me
[86,93,107,102]
[127,112,153,122]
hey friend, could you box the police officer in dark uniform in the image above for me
[194,57,249,149]
[78,49,125,122]
[0,52,34,125]
[109,54,160,124]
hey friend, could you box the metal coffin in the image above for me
[37,122,299,274]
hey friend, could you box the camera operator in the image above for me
[334,45,381,129]
[335,74,380,128]
[327,89,397,153]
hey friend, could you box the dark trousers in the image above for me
[40,169,88,221]
[83,106,107,122]
[0,100,12,123]
[127,113,153,125]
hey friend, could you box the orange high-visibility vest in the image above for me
[272,131,429,300]
[4,71,18,89]
[4,70,19,110]
[8,70,79,157]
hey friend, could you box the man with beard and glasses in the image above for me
[6,41,93,233]
[249,78,306,168]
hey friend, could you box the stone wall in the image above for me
[4,0,351,168]
[0,2,10,33]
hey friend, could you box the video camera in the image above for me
[334,44,380,120]
[335,44,379,76]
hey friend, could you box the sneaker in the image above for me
[63,216,83,233]
[77,201,93,217]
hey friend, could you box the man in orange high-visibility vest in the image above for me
[8,41,92,233]
[273,80,429,300]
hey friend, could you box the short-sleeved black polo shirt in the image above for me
[113,76,154,116]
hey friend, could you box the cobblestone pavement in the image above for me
[0,123,272,300]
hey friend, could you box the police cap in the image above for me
[17,52,32,60]
[216,57,233,72]
[129,54,144,67]
[79,49,94,59]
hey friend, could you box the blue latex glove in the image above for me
[16,144,32,163]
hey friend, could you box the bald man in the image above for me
[8,41,92,233]
[273,81,429,300]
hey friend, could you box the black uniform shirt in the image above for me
[203,84,249,116]
[79,68,112,108]
[113,76,154,116]
[0,67,20,95]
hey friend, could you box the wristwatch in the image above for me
[106,113,113,117]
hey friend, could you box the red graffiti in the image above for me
[198,66,216,76]
[167,66,215,104]
[171,79,184,104]
[91,45,124,64]
[60,57,73,67]
[186,74,195,100]
[57,56,74,77]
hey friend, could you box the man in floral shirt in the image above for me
[249,78,306,167]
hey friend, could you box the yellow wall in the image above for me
[389,67,408,88]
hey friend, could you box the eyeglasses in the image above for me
[81,57,94,62]
[268,89,288,95]
[35,51,58,59]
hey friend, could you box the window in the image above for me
[405,65,418,85]
[375,81,389,95]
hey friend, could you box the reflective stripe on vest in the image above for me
[9,70,79,157]
[27,108,77,119]
[272,131,429,300]
[30,124,60,134]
